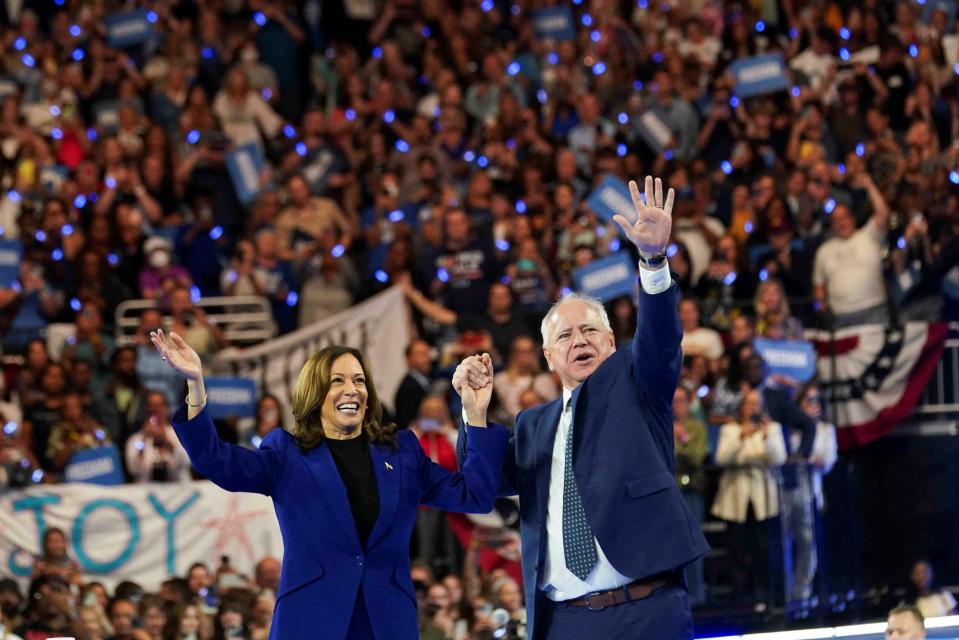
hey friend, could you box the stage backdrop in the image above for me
[0,481,282,592]
[209,286,410,417]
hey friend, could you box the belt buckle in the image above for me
[584,591,607,611]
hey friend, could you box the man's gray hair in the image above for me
[540,292,612,345]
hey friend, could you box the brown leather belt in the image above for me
[564,573,677,610]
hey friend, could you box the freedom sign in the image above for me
[635,107,673,153]
[226,143,265,204]
[729,54,790,98]
[586,174,636,236]
[754,337,817,383]
[64,446,125,486]
[204,377,257,419]
[105,9,154,48]
[0,239,22,287]
[572,252,637,302]
[531,7,576,41]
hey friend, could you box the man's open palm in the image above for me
[613,175,674,257]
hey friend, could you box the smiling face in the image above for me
[542,299,615,390]
[319,354,369,439]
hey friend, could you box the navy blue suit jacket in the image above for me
[464,282,710,639]
[173,405,508,640]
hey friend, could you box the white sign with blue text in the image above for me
[0,482,282,592]
[730,54,790,98]
[573,252,637,302]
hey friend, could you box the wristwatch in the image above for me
[638,252,667,268]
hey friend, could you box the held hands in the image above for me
[612,175,674,258]
[452,353,494,426]
[150,328,202,381]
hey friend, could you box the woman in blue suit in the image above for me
[149,329,507,640]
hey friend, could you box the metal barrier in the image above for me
[915,338,959,416]
[114,296,277,346]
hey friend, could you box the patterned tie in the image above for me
[562,398,598,580]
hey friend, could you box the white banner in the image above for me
[210,286,411,416]
[0,481,281,592]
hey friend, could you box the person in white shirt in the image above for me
[679,298,725,360]
[124,391,192,483]
[712,389,787,611]
[813,171,891,328]
[910,560,957,619]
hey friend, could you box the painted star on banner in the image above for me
[202,494,269,564]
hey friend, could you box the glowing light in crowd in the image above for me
[14,37,26,50]
[70,298,82,311]
[495,239,510,251]
[3,422,16,435]
[395,139,410,153]
[591,30,601,42]
[52,249,63,261]
[190,286,201,303]
[146,11,158,23]
[332,244,346,258]
[295,142,307,156]
[507,61,520,76]
[383,110,395,124]
[581,13,592,26]
[609,238,620,251]
[515,200,527,214]
[548,53,558,65]
[21,54,35,67]
[375,270,389,283]
[592,61,607,75]
[72,48,85,61]
[855,143,865,157]
[664,150,673,161]
[617,143,627,157]
[372,47,383,59]
[697,385,709,398]
[87,128,98,141]
[389,210,405,222]
[345,109,356,121]
[759,268,769,281]
[908,44,919,58]
[721,161,733,175]
[286,292,298,307]
[480,0,494,12]
[107,253,119,266]
[202,47,215,59]
[209,226,223,240]
[283,125,296,138]
[463,150,476,162]
[73,195,86,209]
[839,48,850,61]
[253,12,267,26]
[897,236,907,250]
[730,96,740,108]
[840,27,850,40]
[791,86,801,97]
[50,128,63,140]
[666,244,678,258]
[824,199,836,214]
[618,112,629,124]
[537,89,548,104]
[70,25,81,37]
[477,155,489,167]
[723,272,737,286]
[949,171,959,184]
[755,20,765,32]
[436,268,449,282]
[187,130,201,145]
[35,230,47,243]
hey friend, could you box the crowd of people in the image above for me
[0,0,958,637]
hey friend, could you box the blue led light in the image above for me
[481,0,494,11]
[283,125,296,138]
[548,52,558,65]
[477,155,488,168]
[3,422,16,435]
[107,253,119,266]
[463,150,476,162]
[791,86,801,98]
[507,61,520,76]
[730,96,740,108]
[70,25,81,37]
[62,224,74,236]
[226,270,237,283]
[187,130,200,145]
[581,13,592,26]
[209,226,223,240]
[855,143,865,157]
[286,291,298,307]
[190,286,201,303]
[345,109,356,121]
[617,143,627,157]
[52,249,63,261]
[896,236,907,250]
[950,171,959,184]
[50,128,62,140]
[824,199,836,213]
[372,47,383,59]
[146,11,158,23]
[837,163,846,175]
[840,27,850,40]
[609,238,620,252]
[384,110,395,124]
[744,221,753,233]
[35,230,47,242]
[595,226,605,237]
[87,128,98,141]
[618,112,628,125]
[908,44,919,58]
[71,47,86,62]
[332,244,346,258]
[436,268,449,282]
[755,20,765,33]
[561,287,573,297]
[31,470,44,483]
[591,30,601,42]
[70,297,82,311]
[375,270,389,283]
[721,161,733,175]
[652,51,663,64]
[395,139,410,153]
[697,385,709,398]
[592,62,607,75]
[515,200,527,214]
[295,142,307,157]
[73,195,86,209]
[759,268,769,281]
[495,239,510,251]
[201,47,214,60]
[633,80,644,91]
[253,12,267,26]
[21,54,35,67]
[389,210,405,222]
[723,271,737,286]
[422,26,431,37]
[537,89,548,104]
[105,176,116,189]
[666,243,678,258]
[839,48,850,61]
[252,435,263,448]
[14,37,26,51]
[664,149,673,161]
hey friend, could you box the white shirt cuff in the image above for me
[638,260,672,294]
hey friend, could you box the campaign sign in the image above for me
[730,54,790,98]
[94,100,121,133]
[226,143,265,204]
[635,107,673,152]
[754,337,817,382]
[0,240,23,287]
[532,7,576,41]
[922,0,958,30]
[572,252,636,302]
[586,174,636,229]
[64,446,125,485]
[205,377,257,419]
[105,9,154,48]
[302,148,338,195]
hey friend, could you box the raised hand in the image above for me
[613,175,674,257]
[150,328,202,381]
[452,353,494,425]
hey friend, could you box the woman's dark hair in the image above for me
[291,346,398,451]
[723,341,754,391]
[255,394,283,427]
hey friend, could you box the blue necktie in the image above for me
[562,399,598,580]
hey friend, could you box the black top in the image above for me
[326,435,380,547]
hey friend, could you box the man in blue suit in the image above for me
[456,176,709,640]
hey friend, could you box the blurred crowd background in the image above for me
[0,0,958,638]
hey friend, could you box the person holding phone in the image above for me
[124,391,192,483]
[150,330,508,640]
[711,389,788,612]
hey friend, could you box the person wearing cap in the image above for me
[138,236,192,302]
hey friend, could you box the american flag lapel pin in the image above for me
[385,461,393,471]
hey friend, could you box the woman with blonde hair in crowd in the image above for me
[754,278,803,340]
[72,604,113,640]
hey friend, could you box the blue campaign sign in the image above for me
[105,9,154,48]
[635,106,674,152]
[730,54,790,98]
[205,377,257,419]
[586,174,635,235]
[532,7,576,41]
[302,148,339,195]
[64,446,125,485]
[0,239,23,287]
[573,252,637,302]
[754,338,817,382]
[226,143,265,204]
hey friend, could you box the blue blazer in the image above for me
[172,405,508,640]
[463,282,710,639]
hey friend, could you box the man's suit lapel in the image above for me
[366,443,399,548]
[534,400,563,515]
[302,445,361,550]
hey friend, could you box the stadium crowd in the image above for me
[1,0,959,637]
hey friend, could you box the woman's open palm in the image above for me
[150,328,202,381]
